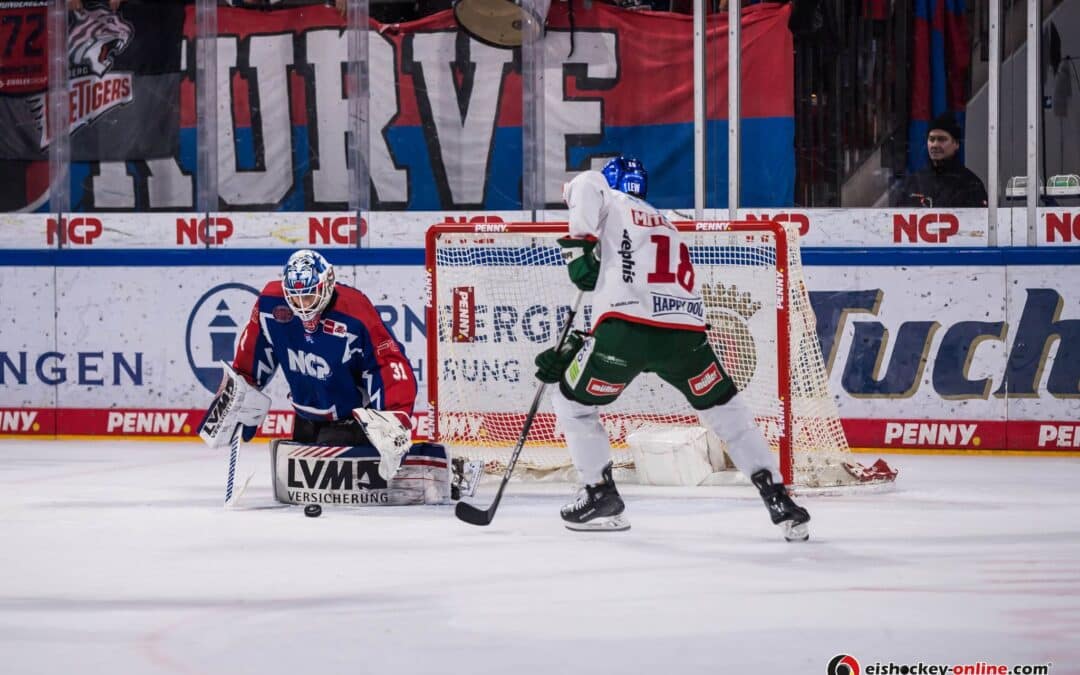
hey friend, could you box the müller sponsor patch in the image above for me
[650,292,704,319]
[688,362,724,396]
[585,377,625,397]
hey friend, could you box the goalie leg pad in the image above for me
[395,443,452,505]
[271,441,451,507]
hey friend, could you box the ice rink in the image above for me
[1,440,1077,675]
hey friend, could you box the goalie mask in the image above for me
[601,156,648,199]
[282,249,335,332]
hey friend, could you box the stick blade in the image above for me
[455,500,494,526]
[224,470,256,509]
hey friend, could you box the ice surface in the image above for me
[1,440,1078,674]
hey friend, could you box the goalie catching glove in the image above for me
[352,408,413,480]
[534,330,586,384]
[198,362,272,448]
[557,237,599,291]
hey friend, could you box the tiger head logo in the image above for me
[68,8,134,77]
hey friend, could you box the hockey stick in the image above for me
[455,289,585,526]
[224,425,255,508]
[225,425,241,506]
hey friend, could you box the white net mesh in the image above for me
[427,222,874,488]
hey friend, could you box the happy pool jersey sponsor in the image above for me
[651,292,704,320]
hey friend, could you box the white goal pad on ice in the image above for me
[425,221,896,489]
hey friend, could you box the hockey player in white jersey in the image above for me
[535,156,811,540]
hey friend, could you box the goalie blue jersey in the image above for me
[233,281,416,422]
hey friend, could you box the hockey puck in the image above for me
[304,504,322,518]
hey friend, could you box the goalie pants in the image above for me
[293,416,370,446]
[553,318,781,486]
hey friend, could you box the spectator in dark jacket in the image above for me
[893,112,988,208]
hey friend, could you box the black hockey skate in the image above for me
[751,469,811,542]
[561,463,630,532]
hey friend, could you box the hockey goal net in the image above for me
[425,221,895,489]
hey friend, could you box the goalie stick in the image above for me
[455,289,585,526]
[224,425,255,508]
[199,362,269,508]
[225,426,239,504]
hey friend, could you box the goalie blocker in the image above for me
[272,441,483,507]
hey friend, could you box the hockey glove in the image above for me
[557,237,599,291]
[534,330,586,384]
[352,408,413,480]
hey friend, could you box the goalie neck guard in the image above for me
[282,249,336,332]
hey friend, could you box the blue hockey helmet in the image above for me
[601,156,648,199]
[282,249,336,330]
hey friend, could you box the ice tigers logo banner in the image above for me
[4,2,793,211]
[0,0,183,163]
[68,7,134,78]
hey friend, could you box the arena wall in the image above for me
[0,208,1077,453]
